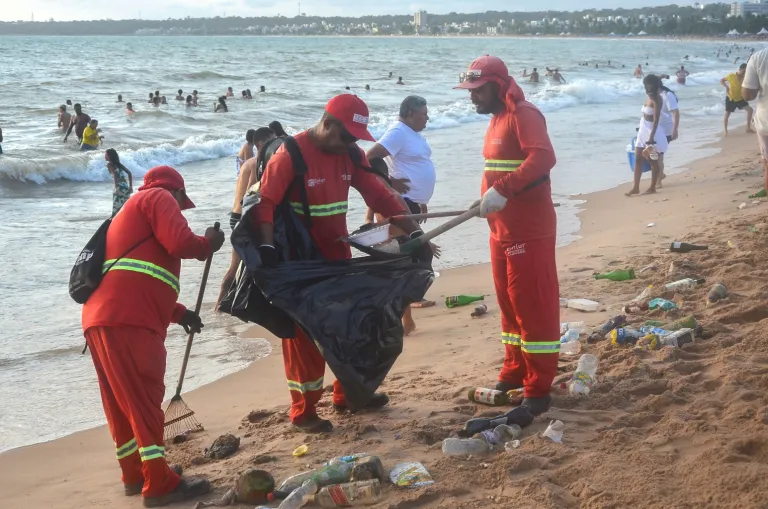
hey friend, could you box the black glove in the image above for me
[409,231,433,266]
[179,310,203,334]
[258,244,278,268]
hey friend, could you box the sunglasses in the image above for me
[459,70,484,83]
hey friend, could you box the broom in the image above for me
[163,222,219,441]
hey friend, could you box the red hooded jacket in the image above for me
[482,78,557,242]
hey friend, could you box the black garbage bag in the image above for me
[218,190,322,339]
[255,257,433,409]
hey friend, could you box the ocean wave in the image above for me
[687,103,723,117]
[0,135,243,183]
[171,71,245,80]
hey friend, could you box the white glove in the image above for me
[479,187,508,218]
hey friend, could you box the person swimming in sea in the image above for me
[176,89,184,100]
[58,105,72,131]
[396,76,404,85]
[80,119,103,151]
[126,102,135,115]
[226,87,234,97]
[147,92,154,103]
[116,94,124,103]
[214,96,228,113]
[192,90,199,105]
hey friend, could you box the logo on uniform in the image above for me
[505,243,526,257]
[308,178,326,187]
[352,113,368,125]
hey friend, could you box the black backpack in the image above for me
[69,219,150,304]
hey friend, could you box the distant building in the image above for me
[414,10,427,31]
[487,26,498,35]
[731,0,768,17]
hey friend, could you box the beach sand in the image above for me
[4,131,768,508]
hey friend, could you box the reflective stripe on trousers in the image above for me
[103,258,180,294]
[501,332,521,346]
[521,340,561,354]
[116,438,138,460]
[289,201,348,217]
[485,159,524,172]
[287,377,324,393]
[139,445,165,462]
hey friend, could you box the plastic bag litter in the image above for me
[389,462,434,488]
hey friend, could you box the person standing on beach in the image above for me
[721,63,754,136]
[364,95,438,334]
[675,65,690,85]
[634,64,644,79]
[627,74,666,196]
[529,68,540,83]
[63,103,91,144]
[105,148,133,217]
[249,95,428,432]
[455,55,559,416]
[743,48,768,195]
[659,83,680,184]
[236,129,256,177]
[58,105,71,131]
[215,127,276,311]
[81,165,224,506]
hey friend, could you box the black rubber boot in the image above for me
[142,477,211,507]
[125,464,184,496]
[334,392,390,413]
[520,394,552,416]
[292,415,334,433]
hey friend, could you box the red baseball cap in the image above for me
[139,165,196,210]
[454,55,510,90]
[324,94,376,142]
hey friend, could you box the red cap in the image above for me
[138,165,196,210]
[454,55,510,90]
[324,94,375,142]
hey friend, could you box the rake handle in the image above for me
[399,207,480,253]
[390,210,468,221]
[174,222,219,397]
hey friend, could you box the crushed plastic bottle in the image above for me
[560,329,580,344]
[569,354,598,395]
[278,479,319,509]
[312,480,382,507]
[441,437,491,456]
[664,277,705,292]
[560,321,586,334]
[278,462,356,493]
[324,454,369,467]
[559,340,581,356]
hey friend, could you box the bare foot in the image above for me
[642,187,657,195]
[403,316,416,336]
[625,188,640,197]
[411,300,435,309]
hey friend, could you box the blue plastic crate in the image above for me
[627,137,652,173]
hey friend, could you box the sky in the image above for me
[0,1,696,23]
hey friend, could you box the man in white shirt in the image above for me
[660,84,680,185]
[365,95,437,334]
[743,49,768,194]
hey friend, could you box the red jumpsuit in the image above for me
[82,187,210,497]
[482,80,560,398]
[251,131,406,424]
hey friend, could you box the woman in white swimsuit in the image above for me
[627,74,666,196]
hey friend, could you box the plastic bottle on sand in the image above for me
[278,463,356,493]
[278,480,319,509]
[312,480,382,507]
[569,354,598,395]
[442,437,491,456]
[560,321,586,334]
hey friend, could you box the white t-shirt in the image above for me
[744,49,768,135]
[377,121,436,204]
[661,90,679,138]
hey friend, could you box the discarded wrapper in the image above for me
[292,444,309,457]
[389,462,434,488]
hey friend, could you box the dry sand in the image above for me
[4,132,768,509]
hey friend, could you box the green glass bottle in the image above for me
[445,295,484,308]
[749,189,767,199]
[593,268,635,281]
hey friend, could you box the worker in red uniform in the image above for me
[455,55,560,416]
[82,165,225,507]
[250,94,428,433]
